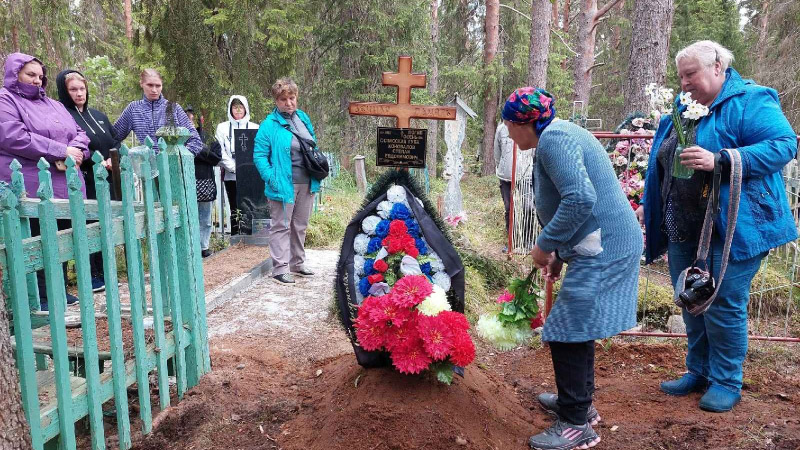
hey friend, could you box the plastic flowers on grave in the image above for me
[606,109,655,210]
[476,268,544,351]
[354,275,475,383]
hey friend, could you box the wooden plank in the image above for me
[167,143,204,388]
[0,206,179,274]
[0,184,45,450]
[66,158,105,450]
[17,197,146,220]
[156,149,187,399]
[36,160,77,450]
[139,150,170,410]
[118,146,153,433]
[93,151,132,449]
[11,339,113,361]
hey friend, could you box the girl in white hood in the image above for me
[215,95,259,234]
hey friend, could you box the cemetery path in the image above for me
[129,247,800,450]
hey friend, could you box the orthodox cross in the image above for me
[238,132,249,151]
[349,56,456,128]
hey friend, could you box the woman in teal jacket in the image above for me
[640,41,797,413]
[254,78,320,284]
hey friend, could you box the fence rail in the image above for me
[1,129,211,449]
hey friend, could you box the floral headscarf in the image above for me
[501,87,556,136]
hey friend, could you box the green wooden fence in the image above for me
[0,128,210,450]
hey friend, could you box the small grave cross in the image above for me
[349,56,456,128]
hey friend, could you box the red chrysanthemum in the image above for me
[384,311,420,352]
[388,220,408,236]
[439,311,470,333]
[405,240,420,258]
[371,295,404,325]
[391,275,433,308]
[383,235,406,254]
[449,330,476,367]
[416,314,454,361]
[354,318,387,351]
[367,273,384,284]
[373,259,389,273]
[390,336,432,374]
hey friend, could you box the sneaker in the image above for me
[660,373,709,396]
[39,301,48,312]
[528,418,601,450]
[91,277,106,293]
[293,268,315,277]
[537,393,601,426]
[273,273,295,284]
[66,293,79,305]
[201,249,212,258]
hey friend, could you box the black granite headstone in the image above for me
[376,127,427,168]
[234,129,269,235]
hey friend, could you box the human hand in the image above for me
[543,259,563,283]
[679,146,715,172]
[65,146,84,165]
[531,244,553,270]
[635,205,645,226]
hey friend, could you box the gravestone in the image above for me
[442,94,477,221]
[233,128,268,235]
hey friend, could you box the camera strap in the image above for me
[674,148,742,316]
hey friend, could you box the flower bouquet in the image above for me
[670,92,710,179]
[476,268,544,350]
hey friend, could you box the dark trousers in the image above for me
[225,180,240,235]
[30,218,71,302]
[499,179,512,235]
[550,340,595,425]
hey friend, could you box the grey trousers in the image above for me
[268,184,314,276]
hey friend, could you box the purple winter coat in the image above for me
[0,52,91,199]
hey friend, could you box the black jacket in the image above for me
[56,69,119,199]
[193,126,221,181]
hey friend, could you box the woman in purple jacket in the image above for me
[0,52,91,310]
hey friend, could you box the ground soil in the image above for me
[123,248,800,450]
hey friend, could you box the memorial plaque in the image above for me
[376,127,427,168]
[234,129,269,235]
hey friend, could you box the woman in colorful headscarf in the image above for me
[502,87,642,450]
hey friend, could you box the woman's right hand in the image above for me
[635,205,645,226]
[66,146,84,165]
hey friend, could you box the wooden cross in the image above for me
[349,56,456,128]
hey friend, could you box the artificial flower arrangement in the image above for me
[348,183,474,383]
[606,113,656,211]
[670,91,711,179]
[476,268,544,350]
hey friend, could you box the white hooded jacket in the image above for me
[215,95,259,181]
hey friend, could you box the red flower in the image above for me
[354,318,387,351]
[367,273,384,284]
[371,295,404,325]
[391,275,433,308]
[439,311,470,333]
[390,336,432,374]
[530,311,544,329]
[449,330,475,367]
[405,245,419,258]
[629,200,639,211]
[497,290,514,304]
[417,314,454,361]
[384,312,420,352]
[388,220,408,237]
[373,259,389,273]
[383,235,406,254]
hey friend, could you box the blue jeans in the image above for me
[667,238,765,394]
[198,201,212,251]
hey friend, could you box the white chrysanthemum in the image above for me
[387,185,407,204]
[354,234,369,255]
[476,315,533,351]
[361,215,382,236]
[354,255,366,276]
[377,200,393,219]
[679,91,693,106]
[614,155,628,166]
[432,271,451,292]
[428,252,445,273]
[417,285,451,316]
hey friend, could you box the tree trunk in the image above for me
[481,0,500,176]
[562,0,571,32]
[0,268,34,450]
[552,0,559,28]
[124,0,134,41]
[527,0,552,88]
[623,0,674,115]
[427,0,441,177]
[572,0,623,109]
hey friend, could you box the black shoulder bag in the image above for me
[285,126,330,181]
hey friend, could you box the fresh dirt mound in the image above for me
[281,354,546,450]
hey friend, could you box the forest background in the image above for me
[0,0,798,177]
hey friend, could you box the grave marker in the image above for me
[233,128,267,235]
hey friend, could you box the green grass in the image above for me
[306,172,362,249]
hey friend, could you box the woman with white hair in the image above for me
[639,40,797,412]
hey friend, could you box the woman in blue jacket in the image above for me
[254,78,320,284]
[640,41,797,413]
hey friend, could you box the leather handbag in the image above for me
[286,127,329,181]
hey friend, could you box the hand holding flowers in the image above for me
[671,91,711,178]
[476,268,544,350]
